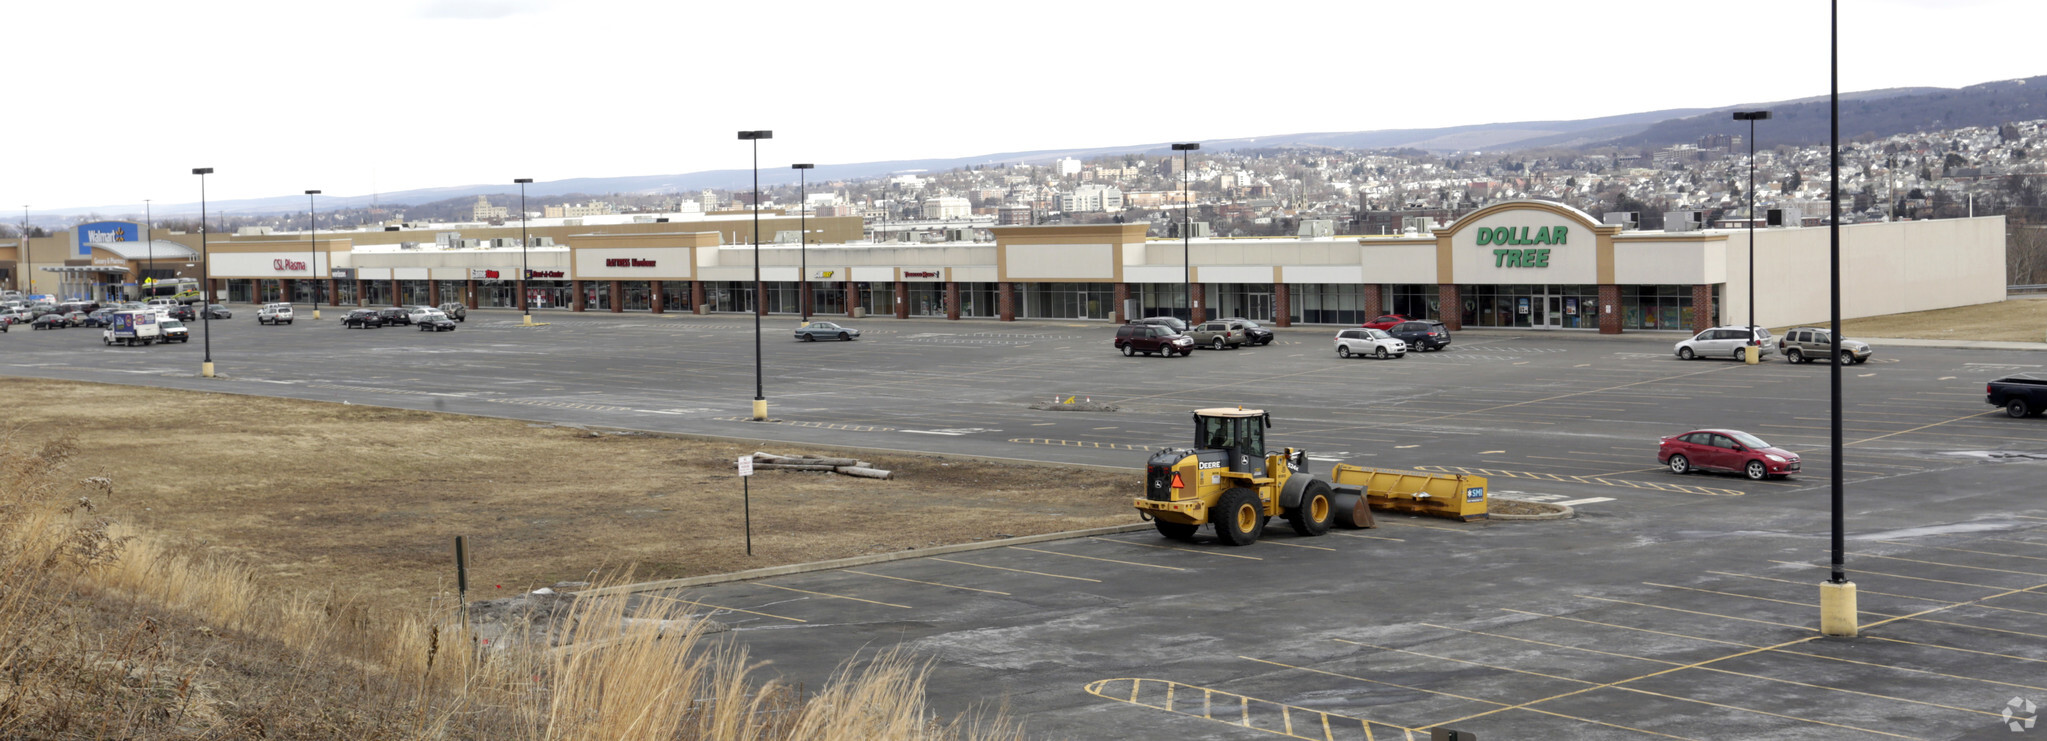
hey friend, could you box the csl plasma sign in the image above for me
[1476,225,1567,268]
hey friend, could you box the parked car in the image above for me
[1386,320,1451,352]
[1334,328,1406,359]
[405,306,447,325]
[1361,314,1411,330]
[257,302,296,325]
[167,304,196,322]
[158,319,191,343]
[1777,326,1871,365]
[794,321,860,341]
[102,310,162,346]
[203,304,233,319]
[1186,319,1251,350]
[1114,322,1194,357]
[377,307,413,326]
[1659,428,1800,480]
[437,302,468,322]
[1674,325,1774,361]
[1127,316,1189,335]
[59,311,90,327]
[342,309,387,329]
[80,308,115,328]
[0,308,31,325]
[1987,377,2047,418]
[1220,318,1275,346]
[30,314,69,330]
[417,316,458,332]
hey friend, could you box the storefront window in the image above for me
[1210,283,1277,322]
[621,281,652,311]
[331,279,357,305]
[581,282,610,311]
[1291,284,1365,324]
[1386,284,1441,321]
[808,283,846,316]
[1139,284,1189,320]
[525,282,570,310]
[906,283,947,316]
[436,280,468,308]
[857,282,894,316]
[958,282,999,318]
[1618,285,1700,331]
[709,281,755,314]
[1017,282,1113,319]
[660,282,690,312]
[230,280,257,304]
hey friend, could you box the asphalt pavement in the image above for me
[5,306,2046,739]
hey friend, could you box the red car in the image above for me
[1658,429,1800,480]
[1361,314,1410,330]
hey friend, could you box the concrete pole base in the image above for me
[751,399,768,421]
[311,309,321,320]
[1819,581,1858,637]
[1744,345,1760,364]
[522,314,535,326]
[201,361,216,378]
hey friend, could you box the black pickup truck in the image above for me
[1988,377,2047,417]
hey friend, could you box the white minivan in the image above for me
[1675,326,1775,361]
[257,303,295,325]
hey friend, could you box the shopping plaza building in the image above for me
[0,200,2005,333]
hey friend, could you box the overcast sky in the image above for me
[8,0,2039,214]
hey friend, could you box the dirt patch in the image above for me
[1818,295,2047,342]
[0,378,1137,602]
[1488,499,1569,517]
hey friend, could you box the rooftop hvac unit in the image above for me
[1766,207,1801,227]
[1298,219,1335,239]
[1663,210,1704,232]
[1401,216,1435,234]
[1170,221,1211,238]
[491,238,520,248]
[1602,212,1640,230]
[945,228,974,242]
[434,231,462,247]
[773,230,801,243]
[634,215,657,223]
[564,219,583,227]
[399,242,421,250]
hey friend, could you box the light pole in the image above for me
[515,178,533,325]
[792,163,814,323]
[739,131,772,420]
[1171,142,1200,323]
[306,190,323,319]
[1817,0,1856,638]
[193,168,216,378]
[18,206,27,297]
[1732,111,1770,364]
[144,199,153,300]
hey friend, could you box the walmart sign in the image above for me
[76,221,139,257]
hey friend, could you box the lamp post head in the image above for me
[1170,143,1200,152]
[513,178,533,184]
[737,130,773,140]
[192,167,213,175]
[1731,111,1772,121]
[791,163,814,170]
[305,189,321,196]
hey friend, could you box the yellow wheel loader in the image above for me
[1132,408,1339,546]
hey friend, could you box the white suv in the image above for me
[405,306,447,324]
[257,303,295,325]
[1675,325,1774,361]
[1334,328,1407,359]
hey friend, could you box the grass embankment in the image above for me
[1830,295,2047,342]
[0,431,1022,739]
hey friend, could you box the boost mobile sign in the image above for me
[76,221,140,256]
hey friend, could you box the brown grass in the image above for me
[1826,295,2047,342]
[0,428,1023,740]
[0,377,1135,603]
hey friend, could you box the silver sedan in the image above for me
[793,321,861,342]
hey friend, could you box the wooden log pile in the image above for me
[746,452,895,480]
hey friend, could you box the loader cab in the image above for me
[1194,408,1268,474]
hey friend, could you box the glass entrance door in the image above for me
[1245,293,1273,321]
[1546,296,1563,328]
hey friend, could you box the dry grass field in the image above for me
[0,377,1136,603]
[1830,295,2047,342]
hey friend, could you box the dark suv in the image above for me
[1127,316,1189,335]
[342,309,387,329]
[377,307,413,326]
[1114,322,1195,357]
[1387,320,1450,351]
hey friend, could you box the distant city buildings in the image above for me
[471,196,508,221]
[544,202,616,218]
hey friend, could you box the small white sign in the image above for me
[737,456,754,477]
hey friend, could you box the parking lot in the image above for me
[4,307,2045,739]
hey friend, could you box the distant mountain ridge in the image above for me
[47,75,2044,220]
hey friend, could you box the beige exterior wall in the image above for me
[1725,216,2006,328]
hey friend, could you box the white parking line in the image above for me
[1552,497,1616,507]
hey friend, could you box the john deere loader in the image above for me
[1132,407,1337,545]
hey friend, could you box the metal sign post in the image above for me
[737,455,754,556]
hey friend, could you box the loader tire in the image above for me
[1154,520,1198,542]
[1287,480,1335,536]
[1212,488,1264,546]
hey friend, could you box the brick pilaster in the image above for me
[389,278,399,307]
[1691,284,1714,335]
[1274,282,1291,327]
[1113,282,1131,323]
[1598,284,1623,334]
[690,280,704,312]
[609,280,623,313]
[894,281,909,319]
[571,280,585,312]
[1361,283,1383,318]
[1437,284,1462,331]
[945,281,961,320]
[845,277,857,318]
[428,280,440,307]
[997,282,1014,321]
[651,280,664,313]
[1191,283,1207,325]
